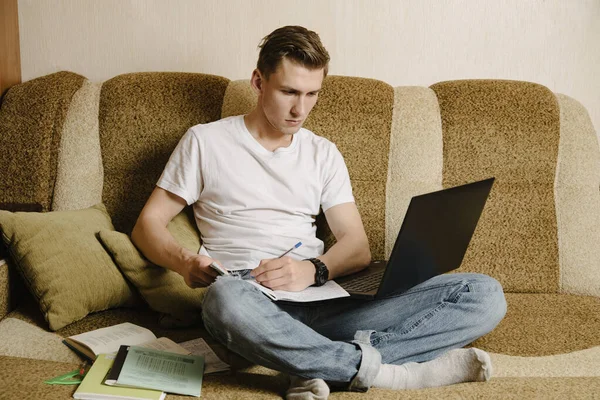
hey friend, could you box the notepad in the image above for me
[247,279,350,302]
[108,346,205,397]
[73,353,165,400]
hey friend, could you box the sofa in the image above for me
[1,71,599,399]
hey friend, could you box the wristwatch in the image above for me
[305,258,329,287]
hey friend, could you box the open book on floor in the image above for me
[62,322,189,361]
[62,322,230,375]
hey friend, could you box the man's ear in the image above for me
[250,69,263,95]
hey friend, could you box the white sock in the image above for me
[372,348,492,390]
[286,376,330,400]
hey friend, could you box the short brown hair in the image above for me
[257,26,330,80]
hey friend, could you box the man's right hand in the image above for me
[181,254,221,288]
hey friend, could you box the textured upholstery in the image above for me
[307,76,394,260]
[471,293,600,356]
[431,80,561,294]
[52,80,104,211]
[0,204,140,330]
[99,72,230,233]
[554,94,600,297]
[385,87,443,257]
[0,71,85,212]
[1,71,599,399]
[0,260,10,320]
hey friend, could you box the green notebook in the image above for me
[73,353,165,400]
[115,345,205,397]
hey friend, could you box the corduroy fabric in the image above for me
[471,293,600,356]
[554,94,600,297]
[220,77,393,258]
[386,87,443,258]
[431,80,561,293]
[52,80,104,211]
[0,204,140,331]
[97,209,206,324]
[99,72,230,233]
[0,71,85,212]
[98,230,206,324]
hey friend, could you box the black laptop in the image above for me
[335,177,495,299]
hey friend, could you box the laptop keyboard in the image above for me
[341,269,385,292]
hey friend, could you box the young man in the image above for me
[132,26,506,397]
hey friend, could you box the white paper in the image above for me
[139,337,190,355]
[177,338,230,374]
[247,280,350,302]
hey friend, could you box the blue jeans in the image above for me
[201,272,506,391]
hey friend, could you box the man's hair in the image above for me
[257,26,330,80]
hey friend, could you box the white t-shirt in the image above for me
[157,115,355,270]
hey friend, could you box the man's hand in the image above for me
[181,254,220,288]
[251,257,316,292]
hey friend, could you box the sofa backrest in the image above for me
[2,71,600,298]
[221,78,600,296]
[0,71,85,212]
[432,80,561,293]
[98,73,230,232]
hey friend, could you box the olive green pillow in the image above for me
[97,210,206,326]
[0,204,140,331]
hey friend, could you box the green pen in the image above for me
[44,362,89,385]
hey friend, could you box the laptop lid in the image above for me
[375,177,495,298]
[337,178,494,299]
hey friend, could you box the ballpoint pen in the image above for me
[210,241,303,276]
[278,241,303,258]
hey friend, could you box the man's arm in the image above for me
[252,202,371,291]
[319,202,372,278]
[131,187,218,288]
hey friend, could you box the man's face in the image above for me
[256,58,324,136]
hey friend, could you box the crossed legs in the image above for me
[202,273,506,392]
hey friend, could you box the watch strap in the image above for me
[305,258,329,287]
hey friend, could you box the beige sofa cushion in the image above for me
[51,79,104,212]
[554,94,600,297]
[97,210,205,326]
[0,204,140,331]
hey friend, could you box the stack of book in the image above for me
[58,322,229,399]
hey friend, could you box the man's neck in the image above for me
[244,111,293,152]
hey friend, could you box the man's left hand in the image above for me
[251,257,316,291]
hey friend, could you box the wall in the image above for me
[18,0,600,135]
[0,0,21,97]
